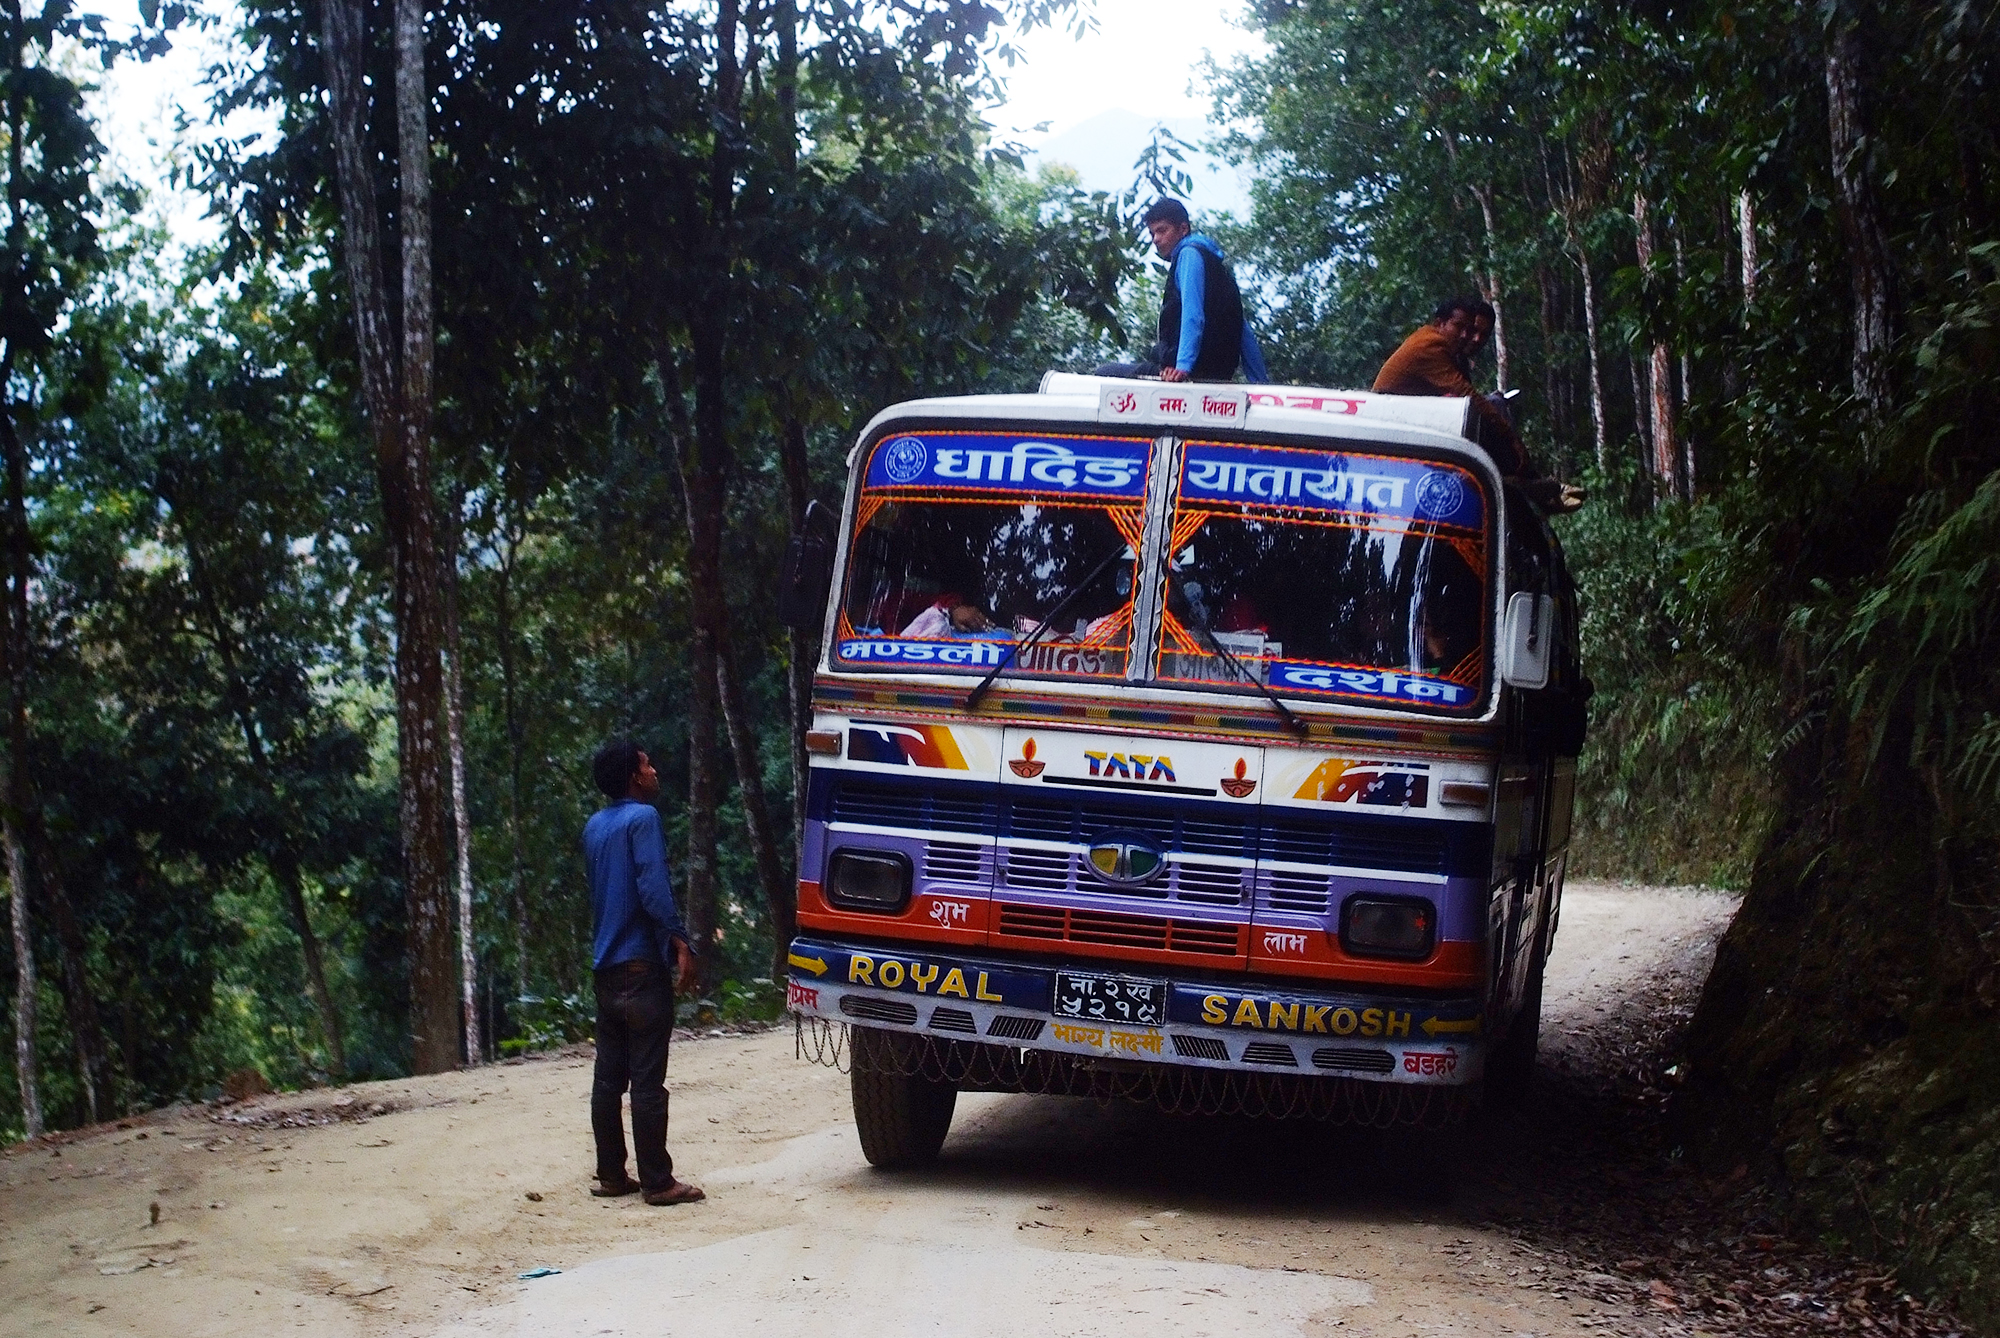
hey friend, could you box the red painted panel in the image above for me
[795,879,990,948]
[1247,932,1484,990]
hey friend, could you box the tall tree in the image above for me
[0,0,144,1124]
[318,0,457,1072]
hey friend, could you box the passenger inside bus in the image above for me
[848,500,1137,652]
[898,598,1002,639]
[1165,521,1482,682]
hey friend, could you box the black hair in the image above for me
[1142,197,1191,229]
[592,737,645,800]
[1432,295,1497,325]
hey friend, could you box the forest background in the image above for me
[1,0,1996,1327]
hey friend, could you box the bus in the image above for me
[779,372,1588,1166]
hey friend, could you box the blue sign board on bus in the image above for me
[1180,442,1484,530]
[865,432,1153,501]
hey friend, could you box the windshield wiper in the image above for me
[1167,568,1310,739]
[964,542,1131,712]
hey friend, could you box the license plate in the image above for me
[1052,971,1165,1026]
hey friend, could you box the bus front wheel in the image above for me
[1483,942,1546,1113]
[849,1026,957,1167]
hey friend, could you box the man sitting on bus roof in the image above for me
[1094,198,1269,384]
[1375,296,1584,514]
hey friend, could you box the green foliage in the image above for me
[3,2,1135,1132]
[1218,0,2000,1319]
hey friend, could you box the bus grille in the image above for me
[994,903,1242,956]
[1170,1034,1230,1061]
[1311,1047,1395,1074]
[1262,868,1334,914]
[1259,815,1447,873]
[928,1006,977,1034]
[1241,1041,1300,1067]
[1170,861,1249,905]
[987,1014,1045,1041]
[839,995,919,1025]
[923,841,986,884]
[832,777,995,835]
[1001,846,1072,892]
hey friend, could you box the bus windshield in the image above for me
[1154,441,1489,713]
[832,431,1153,683]
[830,429,1492,715]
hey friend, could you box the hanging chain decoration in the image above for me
[796,1015,1471,1129]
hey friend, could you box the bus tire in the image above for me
[849,1027,957,1168]
[1483,940,1546,1113]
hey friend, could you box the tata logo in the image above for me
[1084,831,1166,887]
[1083,751,1175,782]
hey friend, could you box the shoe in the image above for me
[590,1176,641,1197]
[643,1180,706,1206]
[1521,478,1587,514]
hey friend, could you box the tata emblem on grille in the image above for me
[1085,831,1165,887]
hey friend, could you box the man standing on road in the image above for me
[582,739,704,1206]
[1095,197,1270,383]
[1374,296,1583,513]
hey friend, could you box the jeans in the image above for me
[591,959,675,1190]
[1091,357,1162,378]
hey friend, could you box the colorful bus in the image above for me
[781,373,1588,1166]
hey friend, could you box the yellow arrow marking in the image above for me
[787,952,828,977]
[1421,1016,1481,1037]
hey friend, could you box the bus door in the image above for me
[1491,487,1558,1014]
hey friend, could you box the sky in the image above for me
[83,0,1267,251]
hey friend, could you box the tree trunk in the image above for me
[778,418,812,858]
[0,440,110,1122]
[667,0,745,999]
[674,348,726,997]
[1469,184,1509,390]
[1,20,111,1127]
[1632,193,1678,492]
[181,534,350,1079]
[7,817,38,1137]
[442,503,479,1065]
[1674,233,1695,499]
[496,524,529,1002]
[320,0,456,1072]
[1535,264,1565,450]
[1629,351,1650,463]
[775,2,810,865]
[1579,253,1608,470]
[272,849,347,1076]
[1738,188,1758,308]
[1825,14,1894,418]
[26,826,109,1121]
[718,630,795,976]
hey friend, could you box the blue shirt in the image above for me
[1169,234,1271,382]
[583,799,686,969]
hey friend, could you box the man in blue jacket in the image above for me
[582,739,703,1205]
[1096,197,1270,383]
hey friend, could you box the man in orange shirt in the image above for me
[1375,297,1582,512]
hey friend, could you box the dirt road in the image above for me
[0,881,1740,1338]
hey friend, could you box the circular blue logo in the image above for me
[1414,470,1465,518]
[881,437,928,483]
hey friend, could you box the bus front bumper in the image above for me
[784,935,1485,1086]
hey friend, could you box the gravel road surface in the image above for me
[1,881,1749,1338]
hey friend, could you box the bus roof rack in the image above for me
[1037,371,1473,440]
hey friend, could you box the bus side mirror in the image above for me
[778,500,836,631]
[1500,592,1554,690]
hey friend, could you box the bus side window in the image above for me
[1504,489,1550,598]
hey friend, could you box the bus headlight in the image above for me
[825,849,912,914]
[1340,895,1435,960]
